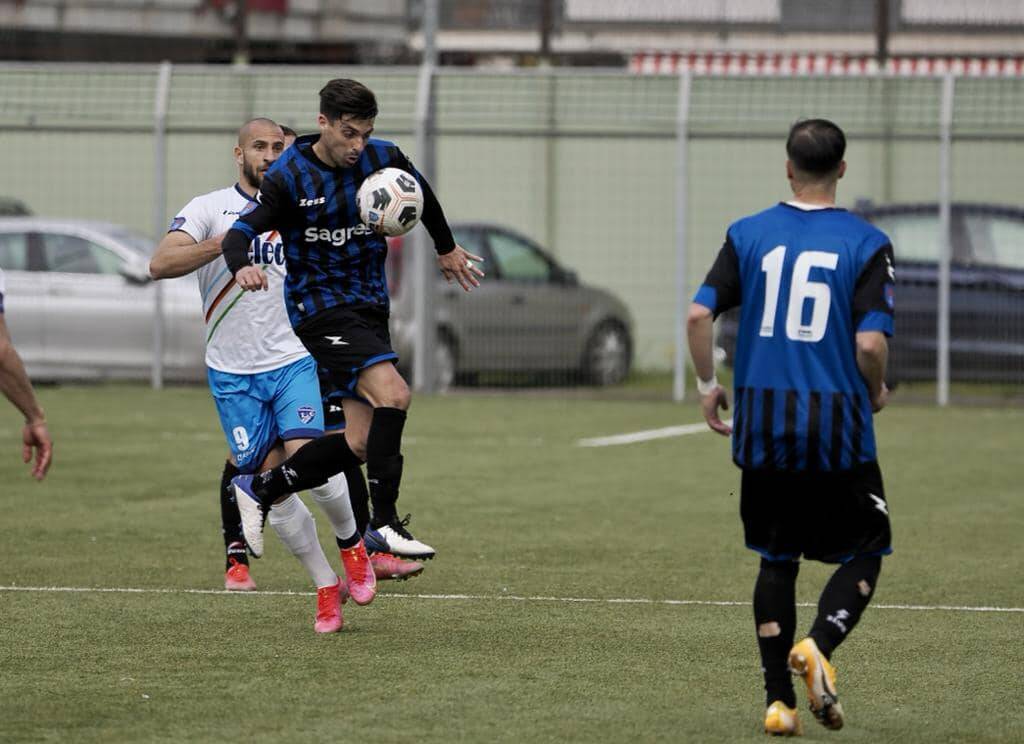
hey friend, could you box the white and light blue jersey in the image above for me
[170,184,309,374]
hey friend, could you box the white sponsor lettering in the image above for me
[299,196,327,207]
[304,224,374,246]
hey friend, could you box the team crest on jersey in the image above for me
[239,200,258,217]
[297,405,317,424]
[169,216,186,231]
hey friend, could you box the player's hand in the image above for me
[22,419,53,481]
[235,265,269,291]
[871,382,890,413]
[701,386,732,437]
[438,245,485,292]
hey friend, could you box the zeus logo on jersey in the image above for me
[304,225,374,246]
[299,196,326,207]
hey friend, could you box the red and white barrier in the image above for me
[629,52,1024,76]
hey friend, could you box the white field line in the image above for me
[577,420,733,448]
[0,585,1020,614]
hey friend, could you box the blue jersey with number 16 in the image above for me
[694,203,895,472]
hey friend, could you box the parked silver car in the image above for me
[0,218,205,381]
[388,223,634,388]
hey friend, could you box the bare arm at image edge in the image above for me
[0,314,53,479]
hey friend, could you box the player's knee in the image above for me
[759,558,800,584]
[345,433,368,462]
[379,379,411,410]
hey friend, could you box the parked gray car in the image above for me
[387,223,634,388]
[0,218,205,381]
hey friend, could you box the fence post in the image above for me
[151,60,172,390]
[411,60,438,393]
[936,72,955,406]
[673,70,693,402]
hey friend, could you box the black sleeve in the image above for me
[222,175,290,275]
[852,243,895,330]
[702,236,742,317]
[392,148,455,256]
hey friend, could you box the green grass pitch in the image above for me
[1,384,1022,742]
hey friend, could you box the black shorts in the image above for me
[740,461,892,564]
[296,305,398,399]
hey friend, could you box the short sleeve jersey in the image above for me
[694,202,895,472]
[170,184,309,374]
[230,135,419,328]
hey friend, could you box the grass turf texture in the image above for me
[1,384,1022,742]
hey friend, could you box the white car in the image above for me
[0,218,205,381]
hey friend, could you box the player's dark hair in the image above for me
[280,124,297,138]
[786,119,846,178]
[319,79,378,122]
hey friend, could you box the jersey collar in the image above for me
[234,183,257,202]
[780,200,845,212]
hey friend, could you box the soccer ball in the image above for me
[356,167,424,237]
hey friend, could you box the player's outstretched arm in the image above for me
[0,314,52,479]
[437,245,485,292]
[687,302,732,436]
[150,231,225,279]
[399,156,485,292]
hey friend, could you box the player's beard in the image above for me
[241,161,262,190]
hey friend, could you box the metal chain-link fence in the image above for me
[0,63,1021,402]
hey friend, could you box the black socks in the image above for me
[754,559,800,708]
[754,555,882,709]
[219,460,245,551]
[366,407,407,527]
[344,464,371,535]
[809,555,882,659]
[253,433,363,502]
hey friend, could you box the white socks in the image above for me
[267,495,337,589]
[310,473,359,544]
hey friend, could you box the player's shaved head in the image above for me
[786,119,846,180]
[238,117,282,146]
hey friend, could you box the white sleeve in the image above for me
[169,195,216,244]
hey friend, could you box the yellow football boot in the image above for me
[789,637,844,730]
[764,700,803,736]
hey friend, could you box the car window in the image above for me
[964,215,1024,270]
[868,214,940,262]
[487,231,551,282]
[452,228,486,258]
[0,232,29,271]
[103,225,154,257]
[40,233,123,274]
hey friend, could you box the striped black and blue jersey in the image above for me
[224,135,455,328]
[694,202,895,472]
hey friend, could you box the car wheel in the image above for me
[435,331,457,393]
[582,321,631,386]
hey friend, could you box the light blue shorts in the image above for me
[208,355,324,473]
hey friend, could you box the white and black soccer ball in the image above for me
[356,167,424,237]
